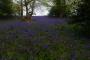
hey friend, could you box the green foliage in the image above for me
[12,3,21,16]
[48,6,65,17]
[48,0,66,17]
[71,0,90,38]
[0,0,14,16]
[48,0,82,18]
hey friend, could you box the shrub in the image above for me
[70,0,90,38]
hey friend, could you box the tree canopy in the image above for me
[48,0,66,17]
[0,0,14,16]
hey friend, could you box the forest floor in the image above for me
[0,16,90,60]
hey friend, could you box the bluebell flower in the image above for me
[43,44,49,49]
[84,45,90,49]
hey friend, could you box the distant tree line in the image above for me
[0,0,81,18]
[48,0,90,38]
[48,0,80,18]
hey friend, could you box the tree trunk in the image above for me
[31,0,35,15]
[24,0,28,16]
[21,0,23,18]
[23,0,36,22]
[26,5,28,16]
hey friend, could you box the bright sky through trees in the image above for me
[13,0,50,16]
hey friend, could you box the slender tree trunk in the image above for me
[29,0,35,22]
[21,0,23,18]
[24,0,28,16]
[31,0,35,16]
[26,5,28,16]
[59,0,66,18]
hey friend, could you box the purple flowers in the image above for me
[43,44,49,49]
